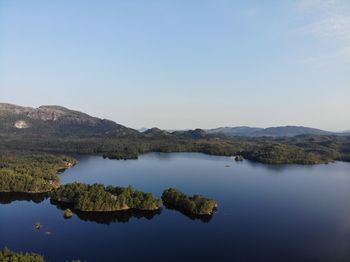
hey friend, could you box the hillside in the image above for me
[0,103,138,138]
[207,125,333,137]
[1,103,349,165]
[206,126,263,136]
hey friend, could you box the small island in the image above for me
[64,208,73,219]
[35,222,42,230]
[161,188,217,216]
[235,155,244,161]
[51,183,161,212]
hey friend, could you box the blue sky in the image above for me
[0,0,349,130]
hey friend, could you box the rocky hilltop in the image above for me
[0,103,138,137]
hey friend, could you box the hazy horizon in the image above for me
[1,0,349,130]
[1,101,349,132]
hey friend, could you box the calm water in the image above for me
[1,153,350,262]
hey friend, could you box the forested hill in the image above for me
[206,126,336,137]
[1,103,349,165]
[1,103,345,139]
[0,103,138,138]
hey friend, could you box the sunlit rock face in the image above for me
[14,120,30,129]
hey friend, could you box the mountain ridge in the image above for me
[205,125,343,137]
[1,103,348,138]
[0,102,138,137]
[1,103,349,165]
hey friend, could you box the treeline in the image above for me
[162,188,217,216]
[102,147,139,160]
[240,135,350,164]
[51,183,219,217]
[53,202,162,224]
[0,247,82,262]
[0,246,45,262]
[51,183,161,212]
[241,143,330,164]
[1,132,349,165]
[0,152,76,193]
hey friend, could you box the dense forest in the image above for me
[1,135,349,194]
[1,108,350,195]
[162,188,217,216]
[51,183,161,212]
[1,131,349,165]
[1,103,350,165]
[0,152,76,193]
[240,135,350,164]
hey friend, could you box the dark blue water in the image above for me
[1,153,350,262]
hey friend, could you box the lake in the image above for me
[1,152,350,261]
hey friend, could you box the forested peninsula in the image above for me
[0,152,76,193]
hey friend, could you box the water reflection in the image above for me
[0,192,49,204]
[76,209,162,224]
[163,203,215,223]
[51,200,162,224]
[0,191,214,224]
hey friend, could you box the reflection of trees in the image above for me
[0,192,48,204]
[163,203,215,223]
[51,200,162,224]
[76,209,162,224]
[0,192,216,224]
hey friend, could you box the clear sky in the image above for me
[0,0,349,131]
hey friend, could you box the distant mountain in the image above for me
[143,127,171,137]
[1,103,345,140]
[172,129,207,139]
[0,103,138,137]
[206,125,334,137]
[206,126,263,135]
[138,127,148,132]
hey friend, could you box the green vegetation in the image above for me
[55,205,162,224]
[240,136,345,164]
[34,222,42,230]
[162,188,217,216]
[0,152,76,193]
[64,208,73,219]
[0,135,349,198]
[1,133,349,165]
[236,135,350,165]
[102,148,138,160]
[0,247,44,262]
[235,155,244,161]
[51,183,161,212]
[0,247,82,262]
[1,103,350,165]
